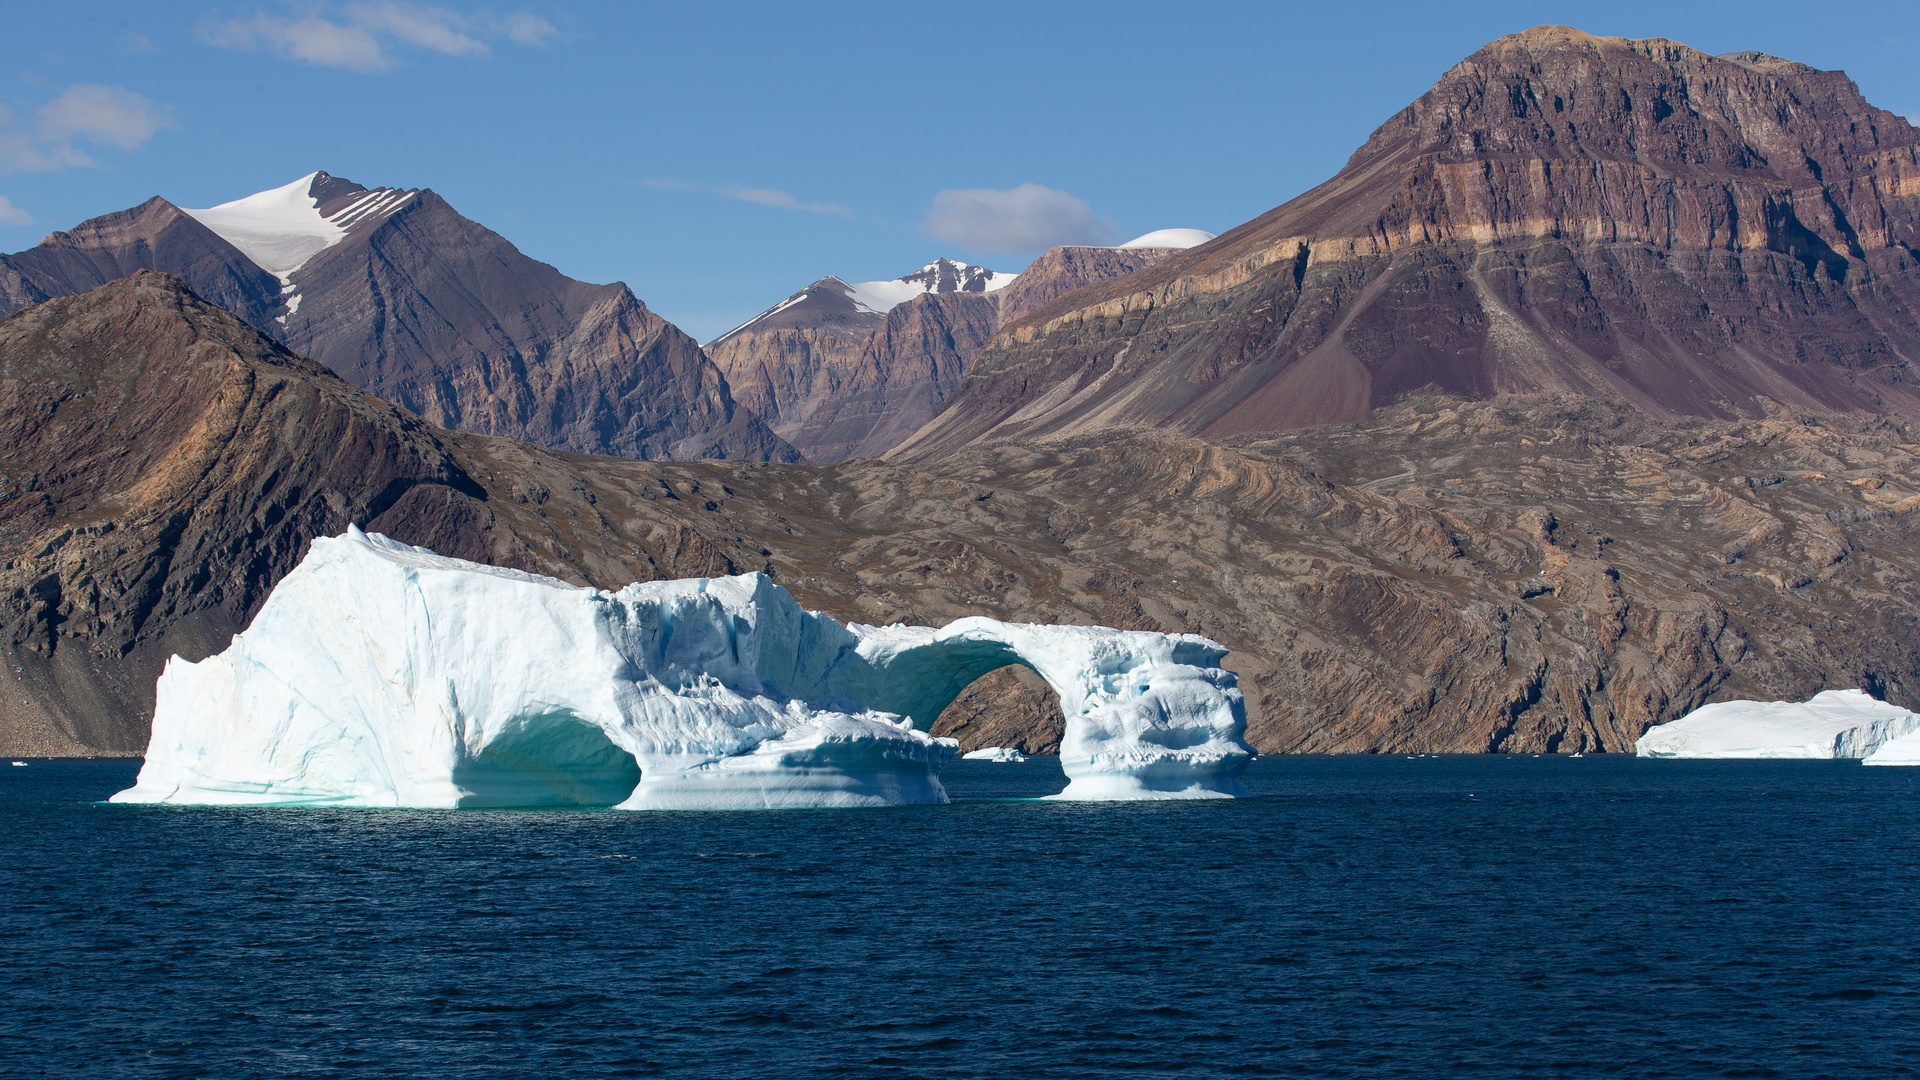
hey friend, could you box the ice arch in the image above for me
[114,528,1252,810]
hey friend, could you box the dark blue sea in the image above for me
[5,755,1919,1079]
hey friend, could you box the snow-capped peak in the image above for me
[712,257,1018,343]
[183,171,415,286]
[1117,228,1215,250]
[845,258,1016,316]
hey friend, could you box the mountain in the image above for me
[889,26,1920,462]
[708,234,1212,460]
[0,173,799,463]
[9,274,1920,760]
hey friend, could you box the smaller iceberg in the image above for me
[115,527,1252,809]
[962,747,1028,763]
[1634,689,1920,762]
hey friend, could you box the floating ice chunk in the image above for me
[1634,689,1920,761]
[962,746,1027,762]
[114,528,1250,809]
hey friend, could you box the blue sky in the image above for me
[2,2,1916,342]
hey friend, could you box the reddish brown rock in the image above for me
[709,248,1176,460]
[893,26,1920,462]
[12,277,1920,760]
[0,175,798,464]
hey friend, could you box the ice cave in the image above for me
[113,527,1253,809]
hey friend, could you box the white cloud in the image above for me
[923,182,1117,252]
[0,195,31,226]
[645,177,853,218]
[495,11,556,46]
[206,16,387,72]
[203,3,556,72]
[0,85,176,174]
[40,85,178,151]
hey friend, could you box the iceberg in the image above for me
[1634,689,1920,762]
[962,747,1028,763]
[114,528,1251,809]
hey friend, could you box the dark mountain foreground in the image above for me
[0,173,797,463]
[894,26,1920,461]
[6,274,1920,757]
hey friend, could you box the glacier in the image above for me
[1633,689,1920,763]
[113,527,1252,809]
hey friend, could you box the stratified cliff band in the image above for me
[892,27,1920,461]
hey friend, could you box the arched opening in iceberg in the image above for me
[114,530,1254,809]
[449,712,642,808]
[930,665,1064,754]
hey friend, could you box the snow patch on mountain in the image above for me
[717,258,1017,341]
[1118,228,1215,250]
[184,172,416,318]
[847,258,1016,315]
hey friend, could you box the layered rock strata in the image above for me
[10,276,1920,759]
[709,248,1177,461]
[0,174,796,463]
[892,26,1920,461]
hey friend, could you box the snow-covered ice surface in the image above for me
[1117,228,1215,249]
[962,747,1027,763]
[1634,689,1920,762]
[114,528,1251,810]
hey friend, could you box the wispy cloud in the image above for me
[645,177,853,218]
[923,183,1116,252]
[0,85,177,174]
[202,3,558,73]
[0,195,31,225]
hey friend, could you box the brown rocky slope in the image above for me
[892,26,1920,462]
[710,248,1177,461]
[8,274,1920,759]
[0,173,798,464]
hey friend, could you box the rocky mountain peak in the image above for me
[895,258,1010,295]
[892,25,1920,462]
[181,171,417,287]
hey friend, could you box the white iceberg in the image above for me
[1634,689,1920,762]
[114,527,1251,809]
[962,746,1028,763]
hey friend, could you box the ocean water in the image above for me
[4,755,1919,1079]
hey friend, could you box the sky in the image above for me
[2,2,1916,343]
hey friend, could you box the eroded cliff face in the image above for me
[893,26,1920,462]
[9,277,1920,757]
[709,247,1175,461]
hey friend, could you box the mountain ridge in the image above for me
[0,173,800,464]
[889,26,1920,462]
[11,274,1920,761]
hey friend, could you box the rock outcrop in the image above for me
[710,248,1177,460]
[0,173,798,463]
[9,276,1920,759]
[892,26,1920,462]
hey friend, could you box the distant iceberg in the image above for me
[1634,689,1920,763]
[114,527,1251,809]
[962,747,1028,763]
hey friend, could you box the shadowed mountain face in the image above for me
[891,26,1920,462]
[0,198,282,327]
[9,276,1920,759]
[0,173,798,464]
[709,248,1176,461]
